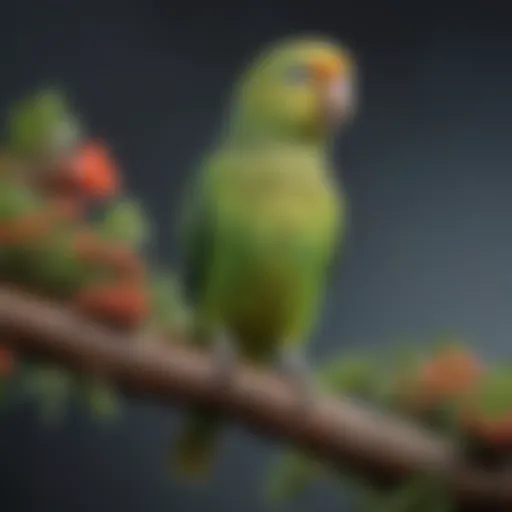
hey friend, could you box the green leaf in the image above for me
[315,354,378,398]
[388,341,425,372]
[371,342,424,407]
[265,451,322,504]
[99,197,151,248]
[150,271,180,315]
[20,232,89,298]
[19,364,73,427]
[473,366,512,420]
[80,378,120,421]
[0,182,41,220]
[7,88,83,160]
[148,270,191,338]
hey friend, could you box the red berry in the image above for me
[60,140,121,202]
[397,349,484,412]
[73,233,144,282]
[74,283,149,329]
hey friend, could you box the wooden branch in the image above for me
[0,287,509,509]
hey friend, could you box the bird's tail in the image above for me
[171,409,222,481]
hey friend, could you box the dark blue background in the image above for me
[0,2,512,511]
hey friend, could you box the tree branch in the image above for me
[0,286,509,509]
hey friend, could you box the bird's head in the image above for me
[228,36,357,144]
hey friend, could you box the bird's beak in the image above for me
[311,55,356,128]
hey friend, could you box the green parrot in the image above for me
[173,36,357,478]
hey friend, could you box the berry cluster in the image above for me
[0,89,188,386]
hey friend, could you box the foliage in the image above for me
[148,269,191,339]
[264,340,510,511]
[0,88,189,426]
[98,197,152,249]
[7,87,83,161]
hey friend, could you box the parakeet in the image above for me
[173,35,357,478]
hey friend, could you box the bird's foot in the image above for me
[278,348,316,413]
[212,331,237,387]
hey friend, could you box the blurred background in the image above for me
[0,1,512,511]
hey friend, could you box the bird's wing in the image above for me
[178,167,215,307]
[321,173,349,281]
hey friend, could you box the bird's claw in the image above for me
[278,348,316,413]
[213,331,237,386]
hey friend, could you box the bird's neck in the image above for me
[223,116,332,160]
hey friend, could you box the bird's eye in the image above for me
[284,66,311,84]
